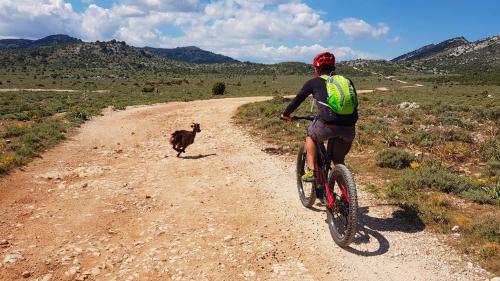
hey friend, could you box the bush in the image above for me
[468,215,500,243]
[142,86,155,93]
[460,185,499,205]
[411,128,472,147]
[399,165,476,194]
[480,137,500,161]
[438,116,473,129]
[376,148,415,169]
[485,160,500,178]
[212,82,226,95]
[411,129,442,147]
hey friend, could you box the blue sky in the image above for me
[0,0,498,63]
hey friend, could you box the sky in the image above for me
[0,0,498,63]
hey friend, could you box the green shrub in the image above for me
[468,215,500,243]
[438,116,473,129]
[445,129,473,143]
[142,86,155,93]
[460,186,499,205]
[411,130,442,147]
[475,106,500,122]
[376,148,415,169]
[400,165,476,194]
[359,120,387,135]
[212,82,226,95]
[480,137,500,161]
[411,128,472,147]
[485,160,500,178]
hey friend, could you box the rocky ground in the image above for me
[0,97,493,280]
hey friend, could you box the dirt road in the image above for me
[0,97,489,280]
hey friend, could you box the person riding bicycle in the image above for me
[281,51,358,182]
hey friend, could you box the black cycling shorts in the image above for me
[307,119,356,164]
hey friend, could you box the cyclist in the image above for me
[281,52,358,183]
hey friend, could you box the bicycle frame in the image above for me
[285,115,351,210]
[315,141,336,209]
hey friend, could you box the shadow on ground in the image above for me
[310,203,425,257]
[179,153,217,159]
[344,205,425,256]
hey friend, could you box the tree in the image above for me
[212,82,225,95]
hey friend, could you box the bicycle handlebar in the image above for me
[280,115,317,121]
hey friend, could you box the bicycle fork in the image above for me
[318,168,350,209]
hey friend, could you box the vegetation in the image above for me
[376,148,415,169]
[212,82,226,95]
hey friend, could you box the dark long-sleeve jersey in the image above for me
[283,76,359,126]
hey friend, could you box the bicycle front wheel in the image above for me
[296,143,316,208]
[326,164,358,247]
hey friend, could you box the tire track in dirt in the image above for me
[0,97,488,280]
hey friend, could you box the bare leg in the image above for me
[305,136,317,170]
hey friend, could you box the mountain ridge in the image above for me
[392,36,470,62]
[0,34,239,65]
[142,46,239,64]
[0,34,82,49]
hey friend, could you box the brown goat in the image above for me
[170,123,201,157]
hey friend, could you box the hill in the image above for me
[393,35,500,74]
[392,36,470,62]
[143,46,239,64]
[0,39,315,76]
[0,34,82,49]
[0,34,239,65]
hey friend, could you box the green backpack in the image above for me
[319,74,358,115]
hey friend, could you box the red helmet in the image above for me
[313,52,335,68]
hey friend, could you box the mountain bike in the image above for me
[285,116,358,247]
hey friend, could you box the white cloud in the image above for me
[337,17,389,39]
[0,0,384,62]
[219,44,379,63]
[123,0,201,12]
[0,0,80,38]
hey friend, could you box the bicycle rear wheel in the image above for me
[296,143,316,208]
[326,164,358,247]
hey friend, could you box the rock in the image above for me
[490,277,500,281]
[0,240,9,248]
[66,266,80,276]
[40,273,53,281]
[398,102,419,109]
[91,267,101,275]
[3,253,24,264]
[223,235,233,242]
[451,225,459,232]
[81,183,88,188]
[21,271,31,278]
[243,270,256,278]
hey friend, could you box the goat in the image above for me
[170,123,201,157]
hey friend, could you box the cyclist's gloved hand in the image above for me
[280,114,292,122]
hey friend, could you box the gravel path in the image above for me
[0,97,490,280]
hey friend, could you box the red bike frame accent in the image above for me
[338,180,350,203]
[325,181,335,208]
[318,168,336,209]
[321,172,350,209]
